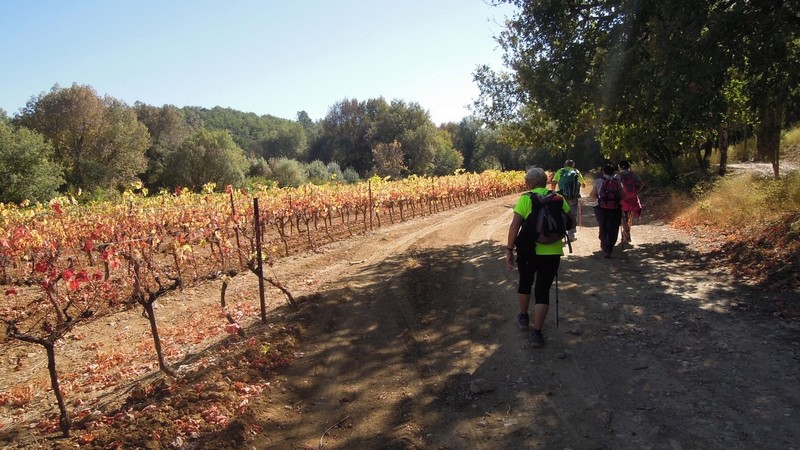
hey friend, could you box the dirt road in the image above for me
[239,193,800,449]
[2,192,799,449]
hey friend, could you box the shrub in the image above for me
[342,167,360,184]
[326,162,344,182]
[305,160,329,184]
[270,158,306,187]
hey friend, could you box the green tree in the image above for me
[162,129,248,189]
[475,0,799,176]
[0,122,64,203]
[443,117,483,171]
[319,99,374,175]
[15,83,148,191]
[255,118,307,160]
[370,100,438,175]
[134,103,194,189]
[297,110,322,152]
[317,98,441,177]
[473,129,515,171]
[731,1,800,177]
[428,129,464,176]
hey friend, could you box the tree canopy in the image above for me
[0,121,64,203]
[15,83,149,191]
[161,129,248,189]
[475,0,800,176]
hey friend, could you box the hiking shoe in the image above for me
[531,329,544,348]
[517,313,529,330]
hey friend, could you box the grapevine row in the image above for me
[0,170,522,437]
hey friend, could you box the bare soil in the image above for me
[1,191,799,449]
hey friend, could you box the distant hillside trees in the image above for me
[2,84,562,204]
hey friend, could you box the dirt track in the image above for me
[2,192,799,449]
[240,193,800,449]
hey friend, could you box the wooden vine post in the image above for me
[229,188,245,268]
[368,179,374,231]
[253,198,267,323]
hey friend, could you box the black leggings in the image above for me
[594,205,622,254]
[516,254,561,304]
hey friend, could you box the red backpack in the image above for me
[598,178,622,209]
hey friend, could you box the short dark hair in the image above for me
[565,159,575,167]
[603,163,616,175]
[618,160,630,170]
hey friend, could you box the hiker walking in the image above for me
[551,160,585,242]
[506,167,575,348]
[615,160,644,244]
[590,163,624,258]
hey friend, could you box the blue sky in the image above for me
[1,0,515,125]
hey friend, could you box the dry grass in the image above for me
[675,171,800,232]
[669,170,800,297]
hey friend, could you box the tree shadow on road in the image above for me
[194,235,799,449]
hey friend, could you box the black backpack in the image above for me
[514,191,573,258]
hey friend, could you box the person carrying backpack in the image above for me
[550,160,585,242]
[506,167,576,348]
[590,163,624,258]
[615,160,644,245]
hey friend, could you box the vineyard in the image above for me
[0,170,523,441]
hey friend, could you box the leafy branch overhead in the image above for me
[475,0,800,177]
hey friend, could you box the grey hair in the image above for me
[524,167,547,188]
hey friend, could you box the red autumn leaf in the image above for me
[4,288,17,296]
[83,239,93,252]
[74,270,90,283]
[34,261,50,273]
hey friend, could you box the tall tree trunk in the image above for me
[718,122,729,176]
[702,139,713,172]
[756,98,785,179]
